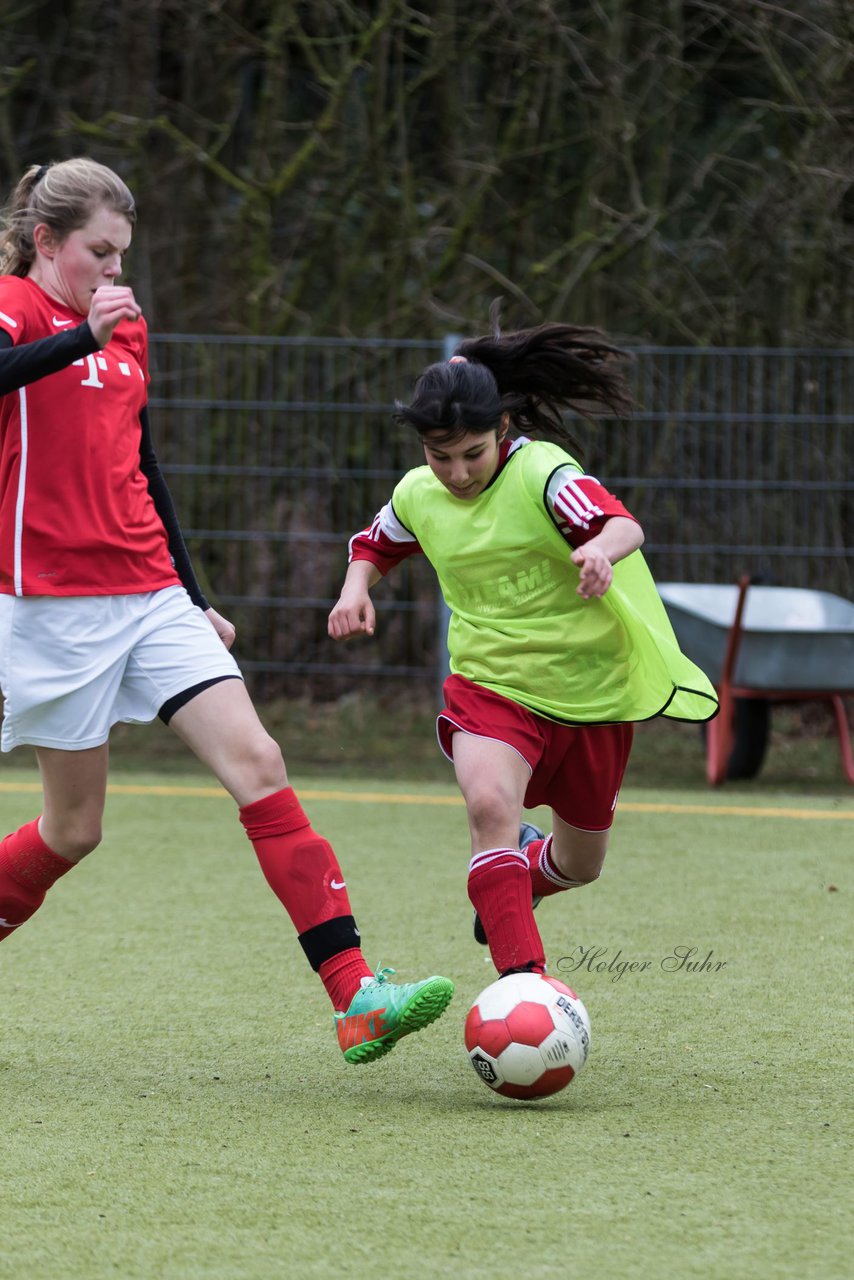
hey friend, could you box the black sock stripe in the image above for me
[298,915,361,971]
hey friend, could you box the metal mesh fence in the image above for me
[148,336,853,696]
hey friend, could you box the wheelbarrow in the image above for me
[658,577,854,785]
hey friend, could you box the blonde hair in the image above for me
[0,158,136,276]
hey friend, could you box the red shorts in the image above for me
[437,674,634,832]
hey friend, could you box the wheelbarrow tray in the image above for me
[657,583,854,692]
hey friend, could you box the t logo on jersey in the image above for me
[73,352,143,389]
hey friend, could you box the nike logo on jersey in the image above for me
[331,880,347,890]
[0,917,21,929]
[52,315,74,327]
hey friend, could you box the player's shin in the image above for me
[467,847,546,976]
[238,786,372,1008]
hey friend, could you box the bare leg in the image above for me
[167,679,287,805]
[549,812,610,885]
[35,743,110,861]
[451,731,530,852]
[0,746,106,939]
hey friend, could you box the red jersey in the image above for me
[0,275,180,597]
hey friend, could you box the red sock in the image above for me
[0,819,74,941]
[467,847,546,976]
[524,835,584,898]
[317,948,371,1013]
[239,787,372,1006]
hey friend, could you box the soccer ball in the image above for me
[464,972,591,1100]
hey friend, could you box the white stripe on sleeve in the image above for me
[347,501,417,559]
[547,466,604,531]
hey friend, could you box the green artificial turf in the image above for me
[1,770,851,1279]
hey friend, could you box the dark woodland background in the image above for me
[2,0,852,345]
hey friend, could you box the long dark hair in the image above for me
[394,321,633,449]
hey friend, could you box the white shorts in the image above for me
[0,586,242,752]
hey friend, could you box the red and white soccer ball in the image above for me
[464,973,591,1100]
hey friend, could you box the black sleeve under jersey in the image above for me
[138,406,210,612]
[0,322,100,394]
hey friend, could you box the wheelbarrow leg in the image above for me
[830,696,854,785]
[706,683,733,785]
[706,575,751,786]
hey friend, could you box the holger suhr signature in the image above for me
[557,944,727,983]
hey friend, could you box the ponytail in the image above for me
[457,323,632,429]
[395,321,633,448]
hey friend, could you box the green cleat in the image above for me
[335,967,455,1065]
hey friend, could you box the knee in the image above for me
[569,864,602,886]
[243,732,288,793]
[43,817,102,861]
[465,784,517,835]
[551,844,605,886]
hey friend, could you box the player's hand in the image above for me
[204,606,237,650]
[328,591,376,639]
[88,285,142,347]
[571,543,614,598]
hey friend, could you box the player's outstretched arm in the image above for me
[328,560,381,639]
[571,516,644,599]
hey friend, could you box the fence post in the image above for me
[435,334,462,703]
